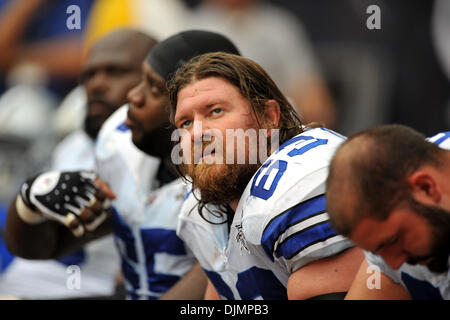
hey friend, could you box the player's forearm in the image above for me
[5,195,115,259]
[287,247,364,299]
[345,259,411,300]
[4,196,61,259]
[6,171,117,259]
[203,279,221,300]
[159,262,207,300]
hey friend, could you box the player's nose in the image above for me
[191,118,211,143]
[127,81,145,108]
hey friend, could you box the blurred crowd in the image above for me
[0,0,449,299]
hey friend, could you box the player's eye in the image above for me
[106,66,129,76]
[386,236,399,247]
[151,85,161,96]
[211,108,223,115]
[375,235,399,254]
[181,120,192,128]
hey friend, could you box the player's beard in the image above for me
[84,98,119,140]
[183,142,261,206]
[406,199,450,273]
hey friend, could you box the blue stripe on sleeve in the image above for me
[261,194,327,261]
[431,131,450,146]
[275,220,337,260]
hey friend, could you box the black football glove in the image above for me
[17,171,110,236]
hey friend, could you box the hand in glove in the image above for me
[16,171,115,237]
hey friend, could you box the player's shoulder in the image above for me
[97,104,129,140]
[364,250,450,299]
[53,129,93,156]
[239,127,345,243]
[94,104,160,194]
[427,131,450,150]
[95,104,158,167]
[95,105,132,159]
[254,127,345,188]
[243,127,344,215]
[273,127,346,163]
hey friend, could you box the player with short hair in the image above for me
[326,124,450,300]
[168,52,363,300]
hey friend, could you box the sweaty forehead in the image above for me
[175,77,239,116]
[178,77,238,103]
[174,78,240,126]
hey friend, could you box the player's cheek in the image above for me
[180,134,193,164]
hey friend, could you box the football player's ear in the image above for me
[408,170,441,205]
[264,100,280,129]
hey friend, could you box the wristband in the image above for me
[15,194,47,224]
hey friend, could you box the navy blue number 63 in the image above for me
[250,136,328,200]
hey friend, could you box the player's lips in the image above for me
[203,148,215,156]
[124,116,134,129]
[202,150,215,159]
[125,108,137,129]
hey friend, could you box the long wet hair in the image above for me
[167,52,304,224]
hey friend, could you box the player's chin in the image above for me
[84,118,104,139]
[188,162,223,183]
[130,130,143,147]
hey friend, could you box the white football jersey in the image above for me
[51,130,95,171]
[365,131,450,300]
[95,105,160,224]
[178,128,354,299]
[95,105,196,299]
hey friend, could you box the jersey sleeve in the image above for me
[240,128,354,273]
[427,131,450,149]
[260,195,354,273]
[94,105,160,220]
[364,251,402,284]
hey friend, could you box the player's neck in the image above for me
[156,157,178,186]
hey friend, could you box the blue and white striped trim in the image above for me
[427,131,450,147]
[261,194,341,261]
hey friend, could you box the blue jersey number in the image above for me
[250,136,328,200]
[250,159,287,200]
